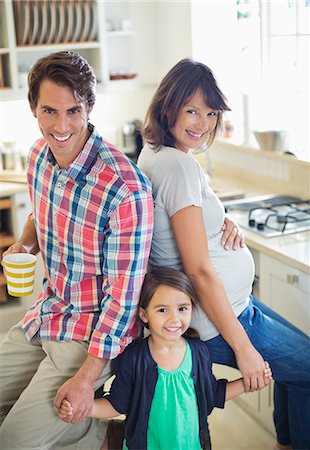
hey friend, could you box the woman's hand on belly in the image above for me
[221,215,245,251]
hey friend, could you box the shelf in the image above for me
[0,198,12,210]
[0,232,15,248]
[106,30,135,37]
[0,273,7,287]
[15,42,101,52]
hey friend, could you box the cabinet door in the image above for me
[11,191,32,239]
[259,254,310,336]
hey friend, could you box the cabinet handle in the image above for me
[286,274,299,285]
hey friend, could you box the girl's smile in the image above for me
[139,284,193,343]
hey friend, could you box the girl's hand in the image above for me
[58,398,73,420]
[263,361,273,387]
[221,215,245,251]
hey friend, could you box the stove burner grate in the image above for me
[247,200,310,234]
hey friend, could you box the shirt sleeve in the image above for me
[154,155,203,217]
[88,189,153,359]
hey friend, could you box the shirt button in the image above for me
[51,267,56,274]
[57,182,62,188]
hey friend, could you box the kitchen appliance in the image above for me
[122,119,143,162]
[253,130,288,153]
[224,195,310,237]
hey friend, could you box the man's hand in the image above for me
[54,374,95,424]
[2,243,27,261]
[54,354,107,423]
[221,215,245,251]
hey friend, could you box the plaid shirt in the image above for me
[22,124,153,359]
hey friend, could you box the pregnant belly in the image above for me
[209,241,255,301]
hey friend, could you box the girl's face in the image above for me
[32,79,91,169]
[170,89,218,153]
[139,284,193,343]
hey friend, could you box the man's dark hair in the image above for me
[28,51,96,111]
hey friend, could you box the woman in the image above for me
[138,58,310,450]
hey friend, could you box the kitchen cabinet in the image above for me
[0,0,104,95]
[0,188,44,331]
[0,197,15,303]
[214,245,309,436]
[259,253,310,336]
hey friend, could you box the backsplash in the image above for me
[208,141,309,199]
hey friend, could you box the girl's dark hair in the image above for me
[142,58,230,150]
[139,267,200,339]
[28,51,96,111]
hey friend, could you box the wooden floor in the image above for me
[209,400,275,450]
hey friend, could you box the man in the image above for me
[0,51,153,449]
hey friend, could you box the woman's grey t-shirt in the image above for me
[138,144,254,340]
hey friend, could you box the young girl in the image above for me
[58,268,272,450]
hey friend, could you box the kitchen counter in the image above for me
[209,175,310,274]
[243,228,309,274]
[0,182,27,198]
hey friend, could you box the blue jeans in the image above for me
[205,295,310,450]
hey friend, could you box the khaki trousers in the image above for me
[0,321,112,449]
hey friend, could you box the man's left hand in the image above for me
[54,374,94,423]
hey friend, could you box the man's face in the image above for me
[32,79,91,168]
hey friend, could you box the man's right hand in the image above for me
[1,243,28,265]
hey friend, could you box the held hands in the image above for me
[58,399,73,420]
[235,345,269,393]
[262,361,273,388]
[54,374,94,424]
[221,215,245,251]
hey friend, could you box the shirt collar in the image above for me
[47,123,101,181]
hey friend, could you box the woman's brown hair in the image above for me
[139,267,200,339]
[142,58,230,150]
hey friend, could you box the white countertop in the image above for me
[209,175,310,274]
[0,182,27,198]
[244,228,309,274]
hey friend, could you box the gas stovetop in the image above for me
[224,195,310,238]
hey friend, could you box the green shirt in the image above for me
[147,341,201,450]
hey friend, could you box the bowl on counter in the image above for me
[253,130,288,153]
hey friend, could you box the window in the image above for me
[237,0,309,161]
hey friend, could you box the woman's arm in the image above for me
[171,206,266,392]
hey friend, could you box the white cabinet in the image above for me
[0,190,44,331]
[212,364,275,436]
[214,248,310,436]
[259,254,310,336]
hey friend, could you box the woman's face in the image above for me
[170,89,218,152]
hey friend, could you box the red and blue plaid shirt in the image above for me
[22,124,153,359]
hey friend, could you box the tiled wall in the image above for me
[209,141,310,199]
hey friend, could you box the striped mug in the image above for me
[3,253,37,297]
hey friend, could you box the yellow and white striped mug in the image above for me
[3,253,37,297]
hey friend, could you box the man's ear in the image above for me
[139,307,148,325]
[30,104,37,118]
